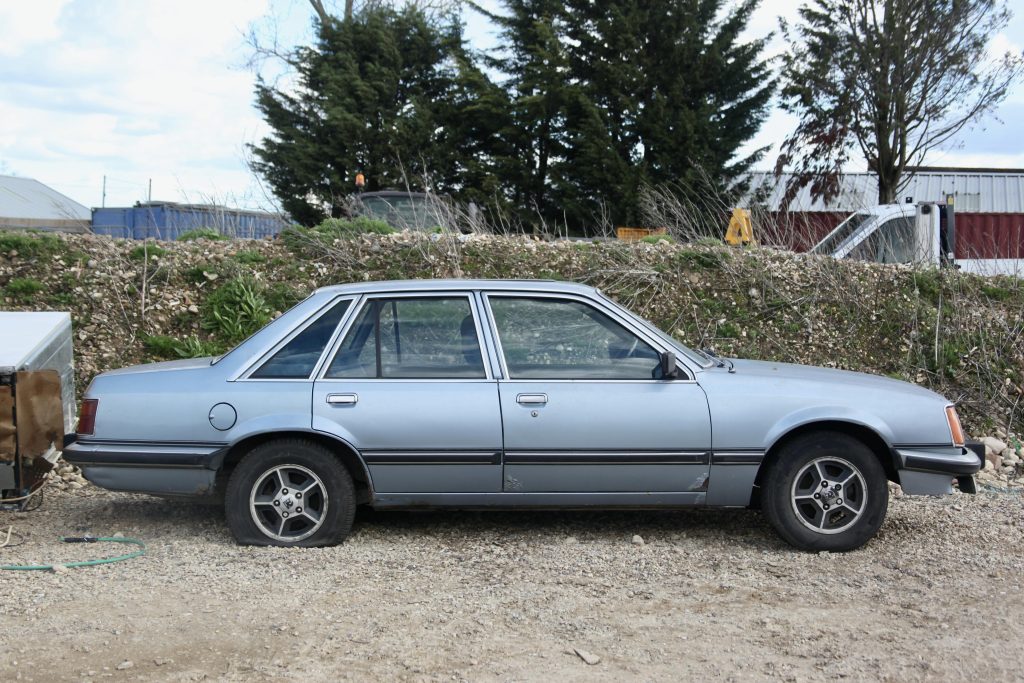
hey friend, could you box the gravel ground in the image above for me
[1,482,1023,682]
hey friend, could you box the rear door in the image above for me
[312,293,502,493]
[484,293,712,495]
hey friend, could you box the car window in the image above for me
[489,297,661,379]
[325,297,485,379]
[251,300,351,379]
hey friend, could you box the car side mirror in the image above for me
[659,352,679,380]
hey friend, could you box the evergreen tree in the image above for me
[252,6,477,224]
[482,0,573,223]
[489,0,774,231]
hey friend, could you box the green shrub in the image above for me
[282,217,395,254]
[676,248,726,270]
[129,243,168,260]
[201,276,273,344]
[143,334,224,360]
[177,228,227,241]
[0,232,63,259]
[4,277,44,302]
[232,249,266,264]
[265,282,303,313]
[980,282,1015,302]
[640,234,675,244]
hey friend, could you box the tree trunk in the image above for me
[877,170,900,205]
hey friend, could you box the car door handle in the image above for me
[516,393,548,405]
[326,393,358,406]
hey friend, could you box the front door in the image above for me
[485,294,712,494]
[312,294,502,493]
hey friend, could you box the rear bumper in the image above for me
[63,439,226,496]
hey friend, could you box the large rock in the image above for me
[981,436,1008,457]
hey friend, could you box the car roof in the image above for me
[314,279,599,297]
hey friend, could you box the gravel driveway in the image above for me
[2,484,1023,682]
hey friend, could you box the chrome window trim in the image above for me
[233,295,358,382]
[315,291,493,381]
[481,291,695,383]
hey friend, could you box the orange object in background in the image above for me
[616,227,667,241]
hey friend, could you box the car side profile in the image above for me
[63,279,983,551]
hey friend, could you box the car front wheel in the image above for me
[225,439,356,547]
[761,431,889,552]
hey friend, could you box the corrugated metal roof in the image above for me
[745,169,1024,213]
[0,175,89,221]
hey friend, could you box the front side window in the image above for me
[489,297,661,379]
[251,299,351,379]
[325,297,485,379]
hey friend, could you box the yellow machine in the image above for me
[724,208,754,245]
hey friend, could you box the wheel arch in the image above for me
[215,430,373,503]
[750,420,897,507]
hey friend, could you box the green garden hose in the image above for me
[1,536,146,571]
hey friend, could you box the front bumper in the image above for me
[893,442,984,496]
[63,439,226,496]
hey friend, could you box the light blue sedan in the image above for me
[64,280,983,551]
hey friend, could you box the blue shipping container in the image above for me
[91,203,288,240]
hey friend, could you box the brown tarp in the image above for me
[14,371,64,462]
[0,386,14,462]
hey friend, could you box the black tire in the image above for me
[225,439,356,547]
[761,431,888,552]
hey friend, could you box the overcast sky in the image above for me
[1,0,1021,211]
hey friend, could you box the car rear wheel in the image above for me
[761,431,888,552]
[225,439,356,547]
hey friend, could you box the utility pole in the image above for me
[101,175,106,208]
[147,178,152,203]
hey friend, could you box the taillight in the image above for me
[945,405,965,447]
[77,399,98,435]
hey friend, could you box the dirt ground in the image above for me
[1,483,1023,682]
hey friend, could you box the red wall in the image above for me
[955,213,1024,260]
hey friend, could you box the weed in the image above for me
[177,228,227,241]
[201,276,272,344]
[265,282,303,313]
[232,249,266,264]
[640,234,675,244]
[143,334,224,359]
[675,249,726,270]
[0,233,63,259]
[980,283,1014,301]
[281,217,395,255]
[4,277,45,302]
[129,244,169,260]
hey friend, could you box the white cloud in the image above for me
[0,0,69,57]
[0,0,275,209]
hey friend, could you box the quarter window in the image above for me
[325,297,485,379]
[251,299,351,379]
[489,297,661,379]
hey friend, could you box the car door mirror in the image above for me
[659,351,679,380]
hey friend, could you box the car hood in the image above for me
[99,357,216,377]
[724,358,945,401]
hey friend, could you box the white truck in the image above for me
[810,201,1023,277]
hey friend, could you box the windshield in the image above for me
[811,212,872,255]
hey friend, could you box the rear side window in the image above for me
[325,297,485,379]
[251,300,351,379]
